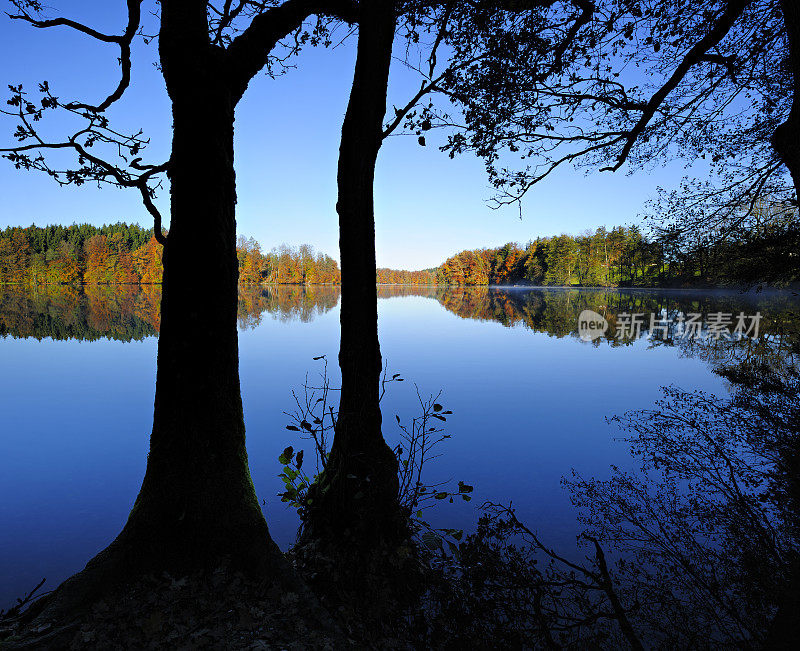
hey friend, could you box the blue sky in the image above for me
[0,3,696,270]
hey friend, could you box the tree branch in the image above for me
[1,83,169,245]
[583,534,644,651]
[225,0,358,101]
[600,0,752,173]
[8,0,144,113]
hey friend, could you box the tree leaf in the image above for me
[422,531,442,550]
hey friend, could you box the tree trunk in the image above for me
[21,22,292,627]
[773,0,800,203]
[304,0,403,549]
[105,6,288,575]
[114,90,283,572]
[32,98,284,627]
[769,9,800,641]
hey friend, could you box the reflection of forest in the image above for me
[237,285,341,329]
[0,285,162,342]
[0,285,342,342]
[3,285,798,376]
[430,286,800,374]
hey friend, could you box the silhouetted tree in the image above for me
[1,0,358,626]
[305,0,601,553]
[303,0,403,554]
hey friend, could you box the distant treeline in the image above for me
[381,225,800,288]
[435,227,669,287]
[0,224,341,286]
[236,238,340,285]
[4,222,796,288]
[376,267,438,285]
[0,223,162,286]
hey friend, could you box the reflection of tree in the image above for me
[3,284,796,374]
[676,318,800,379]
[237,285,340,329]
[434,286,674,339]
[376,285,437,300]
[562,372,800,646]
[0,285,341,341]
[432,286,800,374]
[369,286,800,645]
[425,366,800,647]
[0,285,160,342]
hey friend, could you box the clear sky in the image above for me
[0,3,697,270]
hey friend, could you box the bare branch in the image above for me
[8,0,145,113]
[600,0,752,173]
[1,84,169,244]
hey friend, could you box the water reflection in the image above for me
[0,285,341,341]
[448,362,800,647]
[1,283,799,642]
[3,284,797,348]
[237,285,340,329]
[431,286,800,376]
[0,285,161,342]
[2,284,797,415]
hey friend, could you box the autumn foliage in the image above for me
[0,224,161,286]
[429,224,784,287]
[378,227,678,287]
[236,238,341,285]
[376,268,438,285]
[4,222,791,289]
[0,224,342,287]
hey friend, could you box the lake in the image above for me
[1,284,798,607]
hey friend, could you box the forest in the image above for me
[0,224,341,286]
[384,223,800,287]
[6,221,797,289]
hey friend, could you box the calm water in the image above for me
[1,284,798,606]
